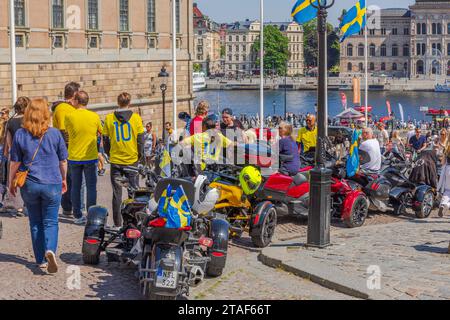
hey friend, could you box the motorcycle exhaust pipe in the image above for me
[188,265,204,287]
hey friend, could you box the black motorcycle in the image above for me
[382,151,434,218]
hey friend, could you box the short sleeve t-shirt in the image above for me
[183,131,233,162]
[10,128,68,185]
[189,116,204,136]
[52,102,75,131]
[296,126,317,153]
[103,113,145,165]
[65,109,103,162]
[7,116,23,139]
[409,135,426,151]
[359,139,382,171]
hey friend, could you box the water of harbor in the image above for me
[194,90,449,121]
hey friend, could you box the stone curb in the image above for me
[258,246,386,300]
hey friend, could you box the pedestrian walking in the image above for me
[144,122,157,168]
[52,82,79,217]
[103,93,145,228]
[3,97,30,216]
[65,91,103,225]
[8,98,68,273]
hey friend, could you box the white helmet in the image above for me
[192,175,219,215]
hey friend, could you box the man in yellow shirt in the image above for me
[51,81,80,217]
[297,114,317,154]
[103,92,145,227]
[181,116,233,172]
[65,91,102,225]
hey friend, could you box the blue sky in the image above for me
[194,0,415,26]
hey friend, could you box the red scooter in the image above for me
[256,153,369,228]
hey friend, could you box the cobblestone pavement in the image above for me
[0,170,354,300]
[272,216,450,300]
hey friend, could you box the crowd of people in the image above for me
[1,81,448,276]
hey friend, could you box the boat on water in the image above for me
[435,80,450,93]
[353,106,373,113]
[193,72,206,92]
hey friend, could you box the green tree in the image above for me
[252,25,289,75]
[193,63,202,72]
[302,19,340,71]
[220,45,226,58]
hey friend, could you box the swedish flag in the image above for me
[159,148,172,178]
[291,0,318,24]
[339,0,366,43]
[157,184,172,214]
[164,185,192,229]
[346,129,360,177]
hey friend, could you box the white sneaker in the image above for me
[74,216,87,225]
[45,251,58,274]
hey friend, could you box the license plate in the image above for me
[155,269,178,289]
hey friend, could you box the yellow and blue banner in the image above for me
[339,0,366,42]
[157,184,172,214]
[346,129,360,177]
[291,0,318,24]
[161,185,192,229]
[159,148,172,178]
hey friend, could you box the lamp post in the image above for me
[307,0,334,248]
[158,66,169,141]
[284,59,288,119]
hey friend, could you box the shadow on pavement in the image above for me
[59,252,143,300]
[413,244,449,254]
[0,252,47,275]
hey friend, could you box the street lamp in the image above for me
[158,66,169,141]
[284,58,288,118]
[307,0,334,248]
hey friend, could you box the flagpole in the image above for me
[9,0,17,105]
[172,0,178,139]
[364,12,368,127]
[259,0,264,140]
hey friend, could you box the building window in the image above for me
[403,44,409,56]
[88,35,99,48]
[369,29,375,35]
[236,35,239,42]
[87,0,99,30]
[416,60,424,74]
[447,61,450,76]
[448,43,450,56]
[120,37,129,49]
[53,35,64,48]
[392,63,397,71]
[381,62,386,71]
[369,62,374,71]
[346,44,353,57]
[15,34,24,47]
[422,43,426,56]
[235,45,239,52]
[404,62,408,71]
[358,63,363,71]
[421,23,426,35]
[448,23,450,35]
[358,44,364,57]
[381,28,386,35]
[243,36,246,42]
[404,28,409,35]
[369,44,375,57]
[119,0,129,32]
[176,0,180,34]
[147,0,156,32]
[347,62,352,71]
[380,44,386,57]
[432,23,437,34]
[416,43,421,55]
[52,0,64,29]
[228,55,232,61]
[14,0,26,27]
[416,23,421,35]
[392,28,397,35]
[235,54,239,61]
[228,45,232,52]
[392,44,398,57]
[228,35,232,42]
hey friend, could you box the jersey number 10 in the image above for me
[113,121,132,142]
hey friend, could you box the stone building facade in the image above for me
[340,0,450,79]
[193,3,221,75]
[225,20,304,77]
[0,0,195,136]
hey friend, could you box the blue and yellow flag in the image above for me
[346,129,360,177]
[157,184,172,214]
[159,147,172,178]
[339,0,366,43]
[291,0,318,24]
[163,185,192,229]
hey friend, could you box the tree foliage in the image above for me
[252,25,289,75]
[302,18,340,71]
[193,63,202,72]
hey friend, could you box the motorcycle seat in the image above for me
[292,172,309,186]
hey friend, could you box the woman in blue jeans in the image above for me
[9,98,68,273]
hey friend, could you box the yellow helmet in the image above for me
[239,166,262,195]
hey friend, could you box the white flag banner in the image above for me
[398,103,404,123]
